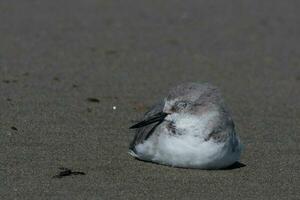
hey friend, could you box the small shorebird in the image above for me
[129,83,242,169]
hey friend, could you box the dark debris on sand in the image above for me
[53,167,86,178]
[87,97,100,103]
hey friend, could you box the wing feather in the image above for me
[129,101,164,151]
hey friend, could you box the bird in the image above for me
[129,82,243,169]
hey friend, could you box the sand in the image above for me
[0,0,299,199]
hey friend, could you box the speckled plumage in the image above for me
[129,83,242,169]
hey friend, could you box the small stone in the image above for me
[87,98,100,103]
[11,126,18,131]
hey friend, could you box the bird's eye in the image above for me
[176,101,188,109]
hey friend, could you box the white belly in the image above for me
[130,112,242,169]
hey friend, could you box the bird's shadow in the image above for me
[219,162,246,170]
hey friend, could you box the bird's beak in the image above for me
[129,112,168,129]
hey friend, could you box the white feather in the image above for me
[130,112,242,169]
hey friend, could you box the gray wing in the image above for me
[129,101,164,151]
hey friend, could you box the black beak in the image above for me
[129,112,168,129]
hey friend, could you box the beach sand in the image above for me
[0,0,299,199]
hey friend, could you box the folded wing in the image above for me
[129,101,165,151]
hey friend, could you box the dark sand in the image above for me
[0,0,299,199]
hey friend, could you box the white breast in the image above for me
[131,112,242,169]
[167,111,218,138]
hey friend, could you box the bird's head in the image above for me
[163,82,222,115]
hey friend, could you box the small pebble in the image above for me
[11,126,18,131]
[87,98,100,103]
